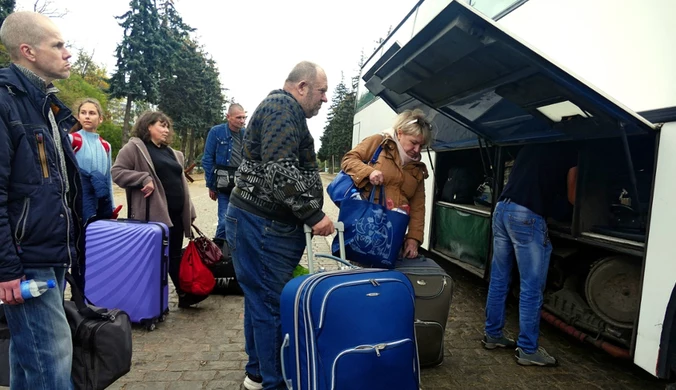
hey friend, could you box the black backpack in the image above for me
[441,167,476,204]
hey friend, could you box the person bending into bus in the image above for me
[341,108,431,261]
[483,143,578,367]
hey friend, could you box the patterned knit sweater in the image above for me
[230,89,325,227]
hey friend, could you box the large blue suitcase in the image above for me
[280,223,420,390]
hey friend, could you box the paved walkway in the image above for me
[13,173,663,389]
[105,175,343,390]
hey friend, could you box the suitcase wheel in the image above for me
[142,318,159,331]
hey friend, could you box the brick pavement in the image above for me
[59,174,669,389]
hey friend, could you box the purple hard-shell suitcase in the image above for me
[84,219,169,330]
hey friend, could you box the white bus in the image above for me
[352,0,676,379]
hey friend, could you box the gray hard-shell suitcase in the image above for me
[395,257,453,367]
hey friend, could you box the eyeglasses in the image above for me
[405,118,432,129]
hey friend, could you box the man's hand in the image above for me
[312,215,335,236]
[369,170,384,186]
[141,181,155,198]
[209,190,217,201]
[0,278,24,305]
[402,238,419,259]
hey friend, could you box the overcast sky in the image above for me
[15,0,419,149]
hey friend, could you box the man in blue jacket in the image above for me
[202,103,246,243]
[0,12,83,389]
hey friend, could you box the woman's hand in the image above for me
[402,238,419,259]
[369,170,384,186]
[141,181,155,198]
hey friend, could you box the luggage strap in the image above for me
[64,272,111,320]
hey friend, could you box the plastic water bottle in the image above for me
[349,188,362,200]
[20,279,56,300]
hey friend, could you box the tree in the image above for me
[158,41,225,163]
[32,0,67,18]
[154,2,225,164]
[0,0,14,27]
[71,50,109,90]
[318,74,356,172]
[156,0,193,76]
[53,74,124,158]
[54,74,107,110]
[108,0,165,144]
[0,0,15,68]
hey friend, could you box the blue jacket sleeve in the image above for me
[0,103,24,282]
[202,126,218,190]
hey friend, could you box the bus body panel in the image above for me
[635,122,676,376]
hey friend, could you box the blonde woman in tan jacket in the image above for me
[341,109,431,259]
[111,111,202,308]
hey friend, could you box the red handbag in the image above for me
[192,224,223,267]
[179,240,216,296]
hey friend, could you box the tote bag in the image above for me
[180,240,216,296]
[327,145,383,206]
[332,186,409,269]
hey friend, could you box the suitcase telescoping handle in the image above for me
[303,221,350,273]
[125,188,151,221]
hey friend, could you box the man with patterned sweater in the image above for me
[225,61,334,390]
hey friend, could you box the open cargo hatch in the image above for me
[362,0,656,149]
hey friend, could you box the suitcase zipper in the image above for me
[317,278,410,329]
[76,317,109,387]
[330,339,415,390]
[414,320,445,365]
[304,272,416,389]
[291,268,389,389]
[407,274,450,300]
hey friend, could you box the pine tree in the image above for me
[0,0,14,27]
[0,0,15,68]
[157,0,194,77]
[318,74,355,172]
[154,3,225,163]
[108,0,165,144]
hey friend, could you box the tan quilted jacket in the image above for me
[341,133,428,244]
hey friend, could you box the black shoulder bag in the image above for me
[214,165,238,195]
[64,273,133,390]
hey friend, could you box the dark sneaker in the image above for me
[482,334,516,350]
[243,372,263,390]
[515,346,558,367]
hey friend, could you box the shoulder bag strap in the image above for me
[64,272,107,319]
[99,138,110,153]
[369,144,384,165]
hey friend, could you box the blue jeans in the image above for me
[215,192,230,240]
[225,204,305,390]
[3,267,73,390]
[485,200,552,354]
